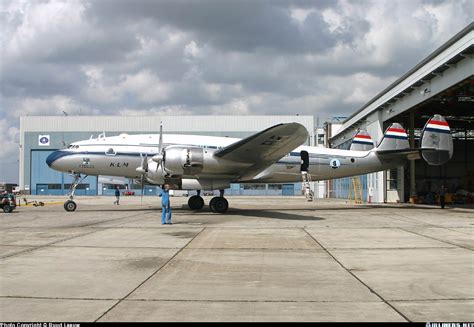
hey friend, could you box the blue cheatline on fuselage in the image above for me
[46,150,147,167]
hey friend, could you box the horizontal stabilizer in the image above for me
[376,148,448,161]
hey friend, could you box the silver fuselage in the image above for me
[46,133,403,187]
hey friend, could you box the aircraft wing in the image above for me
[215,123,308,179]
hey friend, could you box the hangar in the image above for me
[19,115,315,196]
[329,23,474,204]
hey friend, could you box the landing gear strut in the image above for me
[63,173,87,212]
[209,189,228,213]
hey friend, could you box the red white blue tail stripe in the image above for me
[353,133,373,145]
[385,127,408,140]
[425,119,450,134]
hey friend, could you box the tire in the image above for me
[39,202,45,206]
[209,197,228,214]
[64,200,77,212]
[188,195,204,210]
[3,205,13,213]
[209,197,217,212]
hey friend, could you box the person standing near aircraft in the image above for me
[439,184,446,209]
[114,186,121,205]
[160,184,172,224]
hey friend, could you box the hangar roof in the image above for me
[333,22,474,139]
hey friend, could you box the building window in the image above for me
[387,169,398,190]
[243,184,266,190]
[47,184,61,189]
[317,134,325,145]
[268,184,282,190]
[64,183,90,190]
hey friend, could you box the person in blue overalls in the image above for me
[160,184,172,225]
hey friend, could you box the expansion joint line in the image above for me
[302,227,412,322]
[0,211,153,260]
[94,227,206,322]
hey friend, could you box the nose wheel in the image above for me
[62,172,87,212]
[64,200,77,212]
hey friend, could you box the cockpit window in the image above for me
[105,148,116,155]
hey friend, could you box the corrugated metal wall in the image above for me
[21,115,314,134]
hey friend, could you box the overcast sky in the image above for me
[0,0,472,183]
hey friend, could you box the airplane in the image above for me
[46,114,453,213]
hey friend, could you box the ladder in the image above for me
[301,171,314,201]
[348,176,363,204]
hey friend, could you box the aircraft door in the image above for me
[300,151,309,172]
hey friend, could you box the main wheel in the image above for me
[64,200,77,212]
[209,197,228,213]
[188,195,204,210]
[3,205,13,213]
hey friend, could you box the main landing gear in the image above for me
[63,173,87,212]
[209,189,228,214]
[188,190,205,210]
[187,189,229,213]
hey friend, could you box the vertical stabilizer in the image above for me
[420,114,453,165]
[376,123,409,151]
[350,129,374,151]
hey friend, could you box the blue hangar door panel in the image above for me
[31,150,64,195]
[31,150,98,195]
[282,184,295,196]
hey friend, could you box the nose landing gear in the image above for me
[63,173,87,212]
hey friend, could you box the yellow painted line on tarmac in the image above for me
[18,201,64,207]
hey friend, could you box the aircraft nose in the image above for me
[46,150,70,168]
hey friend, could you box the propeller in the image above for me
[136,122,165,204]
[136,153,148,203]
[152,122,166,184]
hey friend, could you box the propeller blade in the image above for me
[140,174,144,204]
[159,121,163,153]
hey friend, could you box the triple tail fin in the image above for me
[376,123,409,151]
[350,129,375,151]
[375,115,453,166]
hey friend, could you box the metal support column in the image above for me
[409,111,416,202]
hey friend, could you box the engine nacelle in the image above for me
[181,178,230,190]
[164,146,204,175]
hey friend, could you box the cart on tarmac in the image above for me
[1,193,17,213]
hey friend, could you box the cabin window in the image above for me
[105,148,116,155]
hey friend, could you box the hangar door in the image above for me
[30,150,98,195]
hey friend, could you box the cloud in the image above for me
[0,0,472,182]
